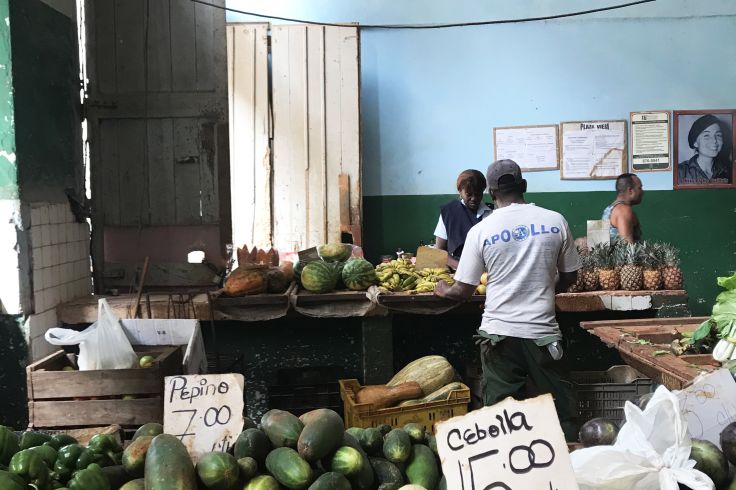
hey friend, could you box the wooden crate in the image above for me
[26,345,182,430]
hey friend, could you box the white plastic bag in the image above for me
[45,298,138,370]
[570,385,715,490]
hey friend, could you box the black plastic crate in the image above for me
[571,365,653,425]
[268,383,342,417]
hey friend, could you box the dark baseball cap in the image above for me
[486,159,523,190]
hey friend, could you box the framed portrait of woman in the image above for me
[673,109,736,189]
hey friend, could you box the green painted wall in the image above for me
[0,0,16,199]
[364,190,736,316]
[10,0,81,203]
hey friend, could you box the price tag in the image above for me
[677,369,736,448]
[436,394,578,490]
[164,373,245,462]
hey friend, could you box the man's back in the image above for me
[455,203,579,339]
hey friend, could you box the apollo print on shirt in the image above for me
[483,224,561,247]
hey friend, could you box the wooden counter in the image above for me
[582,316,715,390]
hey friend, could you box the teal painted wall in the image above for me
[0,0,16,199]
[364,190,736,317]
[10,0,81,203]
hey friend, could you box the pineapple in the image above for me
[660,243,683,290]
[619,242,644,291]
[592,242,619,291]
[642,242,663,290]
[579,253,599,291]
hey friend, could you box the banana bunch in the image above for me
[411,268,455,293]
[376,258,419,292]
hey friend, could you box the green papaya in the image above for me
[297,409,344,462]
[261,410,304,449]
[122,436,153,478]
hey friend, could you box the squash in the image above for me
[398,382,466,407]
[386,356,455,396]
[355,382,423,410]
[224,266,267,296]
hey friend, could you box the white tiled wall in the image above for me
[26,202,92,360]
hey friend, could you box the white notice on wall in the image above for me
[436,394,579,490]
[494,125,559,171]
[164,373,245,462]
[676,369,736,449]
[631,111,671,171]
[561,121,626,179]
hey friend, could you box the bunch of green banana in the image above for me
[375,258,420,291]
[411,268,455,293]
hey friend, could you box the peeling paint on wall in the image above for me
[0,0,16,200]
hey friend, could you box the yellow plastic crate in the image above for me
[339,379,470,434]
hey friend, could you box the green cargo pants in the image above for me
[480,336,579,442]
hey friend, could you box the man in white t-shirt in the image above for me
[435,159,581,440]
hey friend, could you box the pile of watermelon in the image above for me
[297,244,378,294]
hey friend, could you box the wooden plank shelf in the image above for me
[582,316,715,390]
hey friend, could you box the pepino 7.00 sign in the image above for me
[164,373,245,463]
[435,394,578,490]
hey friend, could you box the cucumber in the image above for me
[370,457,404,486]
[359,428,383,456]
[439,475,447,490]
[244,475,281,490]
[144,434,197,490]
[122,436,153,477]
[345,427,364,441]
[329,447,363,476]
[405,445,438,490]
[383,429,411,464]
[133,423,164,441]
[237,457,258,482]
[307,472,351,490]
[234,429,272,470]
[402,424,425,444]
[297,409,344,462]
[196,452,240,490]
[347,451,375,490]
[377,424,393,436]
[265,447,313,490]
[261,410,304,449]
[120,478,145,490]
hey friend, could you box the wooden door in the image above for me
[85,0,229,291]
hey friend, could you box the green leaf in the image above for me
[691,319,713,341]
[652,350,670,356]
[717,272,736,291]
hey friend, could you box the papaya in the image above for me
[297,409,344,462]
[237,457,258,483]
[261,410,304,449]
[360,428,383,456]
[234,429,272,470]
[299,409,334,427]
[308,472,351,490]
[196,452,240,490]
[383,429,411,464]
[122,436,153,477]
[243,475,281,490]
[405,445,438,490]
[120,478,145,490]
[265,447,313,490]
[133,423,164,441]
[144,434,197,490]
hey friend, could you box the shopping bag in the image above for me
[45,298,138,370]
[570,385,714,490]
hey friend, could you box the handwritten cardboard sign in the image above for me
[677,368,736,448]
[164,373,245,462]
[436,394,578,490]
